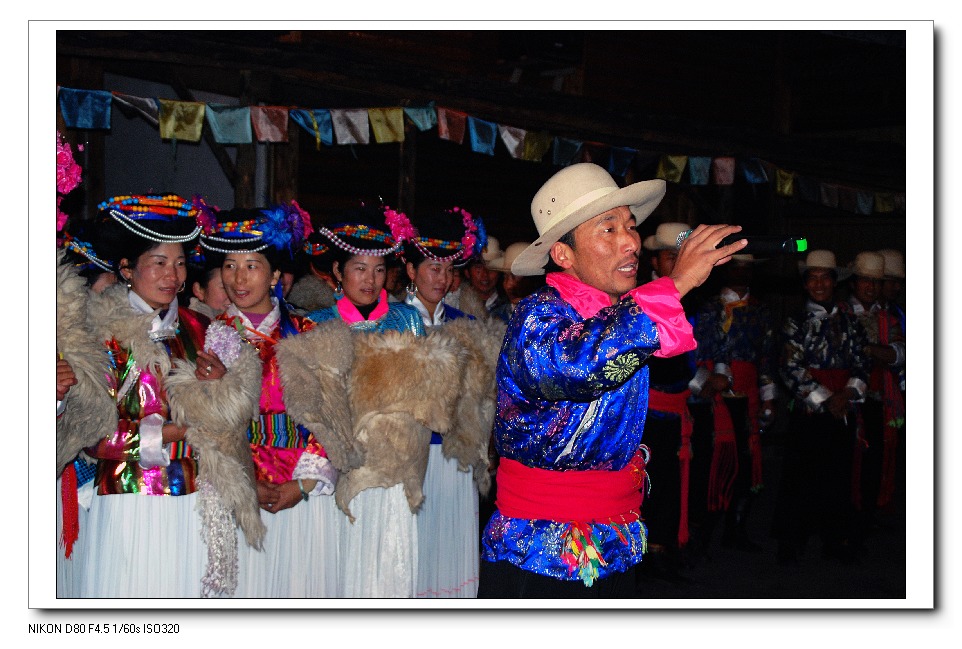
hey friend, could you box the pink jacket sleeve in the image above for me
[626,277,696,358]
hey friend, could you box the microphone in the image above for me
[675,230,808,255]
[716,234,808,256]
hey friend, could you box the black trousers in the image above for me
[477,559,637,599]
[771,408,857,553]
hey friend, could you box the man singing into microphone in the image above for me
[477,163,746,598]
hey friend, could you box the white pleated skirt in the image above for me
[74,491,209,598]
[337,483,418,598]
[234,493,341,598]
[415,444,480,598]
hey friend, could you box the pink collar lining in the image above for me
[335,290,390,323]
[545,272,615,318]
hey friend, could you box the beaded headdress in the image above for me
[98,194,202,243]
[309,203,404,259]
[197,200,314,261]
[400,206,480,266]
[60,231,113,273]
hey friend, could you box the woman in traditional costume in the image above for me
[302,204,433,597]
[74,194,264,598]
[198,201,346,597]
[400,207,504,597]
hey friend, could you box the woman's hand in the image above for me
[194,349,226,381]
[670,224,747,297]
[56,357,78,401]
[258,480,309,514]
[162,422,188,444]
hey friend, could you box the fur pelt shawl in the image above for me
[56,250,118,476]
[286,274,336,314]
[457,284,492,321]
[433,317,507,498]
[86,283,266,549]
[276,316,505,521]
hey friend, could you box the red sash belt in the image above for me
[648,388,694,546]
[731,360,764,489]
[495,456,644,524]
[876,314,905,509]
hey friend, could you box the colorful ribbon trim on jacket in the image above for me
[247,413,311,448]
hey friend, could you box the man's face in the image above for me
[882,277,903,303]
[565,205,641,303]
[467,262,499,298]
[852,275,881,307]
[650,249,678,279]
[804,268,836,303]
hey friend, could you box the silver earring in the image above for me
[334,282,344,300]
[406,282,417,300]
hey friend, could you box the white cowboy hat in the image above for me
[643,222,690,251]
[849,251,885,280]
[876,248,905,279]
[481,236,502,263]
[511,163,666,276]
[487,241,531,273]
[798,249,852,281]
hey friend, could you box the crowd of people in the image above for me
[55,147,905,599]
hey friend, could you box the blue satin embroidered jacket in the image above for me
[480,285,664,581]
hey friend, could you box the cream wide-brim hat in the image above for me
[798,249,852,281]
[849,251,886,280]
[487,241,531,273]
[511,163,667,276]
[643,222,691,251]
[877,248,905,279]
[481,236,502,264]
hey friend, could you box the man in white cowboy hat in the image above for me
[839,251,905,542]
[486,241,542,323]
[687,252,778,559]
[877,248,906,334]
[477,162,746,598]
[457,235,507,319]
[772,249,871,566]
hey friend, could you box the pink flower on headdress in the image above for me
[193,195,219,234]
[385,207,417,243]
[290,200,315,240]
[458,207,478,254]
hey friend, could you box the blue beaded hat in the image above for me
[197,200,313,263]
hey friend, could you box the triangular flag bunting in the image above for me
[523,131,552,162]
